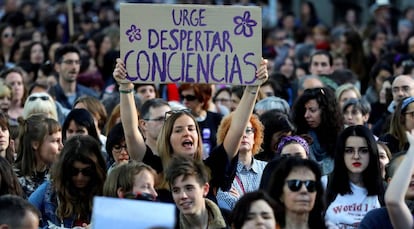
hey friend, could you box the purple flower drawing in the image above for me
[126,25,142,43]
[233,11,257,38]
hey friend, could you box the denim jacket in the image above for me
[29,181,77,228]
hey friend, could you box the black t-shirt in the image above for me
[142,145,163,173]
[198,111,222,158]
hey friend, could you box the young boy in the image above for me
[165,156,227,229]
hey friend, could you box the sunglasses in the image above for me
[181,94,198,101]
[286,179,316,192]
[164,109,192,121]
[28,95,50,102]
[3,33,14,38]
[68,166,94,177]
[122,192,156,201]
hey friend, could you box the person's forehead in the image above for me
[173,175,199,187]
[62,52,80,59]
[149,105,170,115]
[311,54,329,63]
[393,75,414,87]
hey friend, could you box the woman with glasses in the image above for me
[29,135,106,228]
[112,58,268,201]
[213,109,266,210]
[379,96,414,154]
[106,122,129,172]
[292,87,343,175]
[14,114,63,197]
[267,157,326,229]
[324,125,384,228]
[103,161,158,201]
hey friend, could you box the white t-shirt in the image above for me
[325,182,380,229]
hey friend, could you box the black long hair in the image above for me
[326,125,385,207]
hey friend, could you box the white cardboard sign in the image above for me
[91,197,176,228]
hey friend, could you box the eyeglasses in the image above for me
[28,95,50,102]
[113,144,128,153]
[61,59,80,65]
[181,94,198,101]
[245,127,256,135]
[2,33,14,38]
[68,166,94,177]
[144,116,165,122]
[164,109,192,120]
[122,192,156,201]
[286,179,316,192]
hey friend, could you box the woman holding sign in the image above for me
[113,57,268,202]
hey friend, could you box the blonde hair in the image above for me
[0,82,11,98]
[335,83,361,102]
[23,92,57,121]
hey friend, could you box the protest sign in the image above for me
[92,197,176,228]
[120,3,262,85]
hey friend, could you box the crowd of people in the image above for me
[2,0,414,228]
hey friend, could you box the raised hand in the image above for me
[113,58,129,83]
[255,58,269,84]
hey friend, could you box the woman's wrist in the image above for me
[246,85,259,95]
[118,82,134,90]
[118,83,134,94]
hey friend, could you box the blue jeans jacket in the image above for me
[29,181,76,228]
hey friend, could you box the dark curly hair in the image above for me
[292,87,343,157]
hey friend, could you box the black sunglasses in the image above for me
[164,109,192,120]
[68,166,94,177]
[3,33,14,38]
[181,94,198,101]
[122,192,156,202]
[28,95,50,102]
[286,179,316,192]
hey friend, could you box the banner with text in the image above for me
[120,3,262,85]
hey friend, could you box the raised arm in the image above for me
[113,58,147,161]
[385,131,414,228]
[222,59,268,161]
